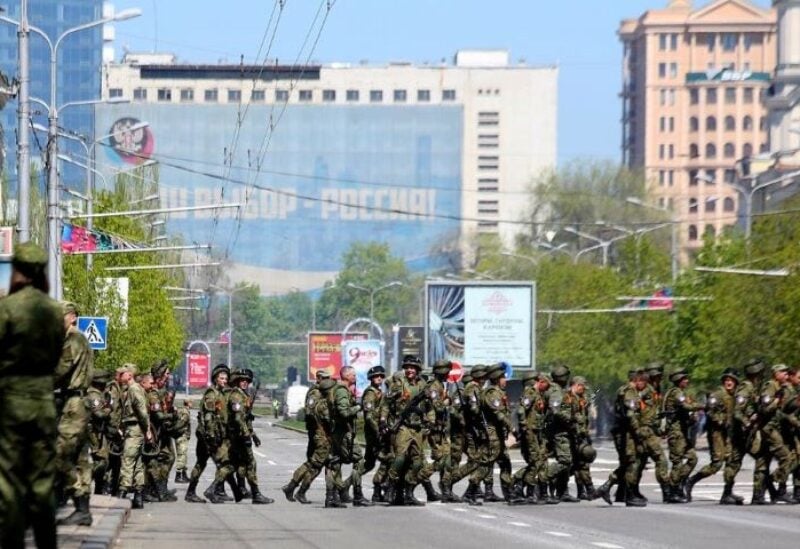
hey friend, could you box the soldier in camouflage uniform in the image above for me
[513,371,550,504]
[283,370,333,504]
[117,364,153,509]
[634,365,674,503]
[141,372,176,503]
[150,362,178,501]
[546,365,576,502]
[662,368,700,503]
[382,355,429,506]
[567,376,597,501]
[173,399,192,483]
[361,365,391,502]
[54,301,94,525]
[481,364,524,504]
[450,365,488,505]
[228,369,273,504]
[0,243,66,548]
[781,367,800,503]
[733,359,765,503]
[449,371,469,485]
[86,370,112,496]
[104,367,125,496]
[686,368,742,504]
[424,360,456,502]
[201,364,242,504]
[753,363,795,504]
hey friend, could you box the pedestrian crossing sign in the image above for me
[77,316,108,350]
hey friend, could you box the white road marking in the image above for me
[477,514,495,519]
[452,507,468,513]
[254,451,267,458]
[591,543,624,549]
[508,522,530,528]
[267,460,277,465]
[544,531,572,537]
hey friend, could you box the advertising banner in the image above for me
[397,325,424,361]
[342,339,384,397]
[307,332,368,382]
[426,281,535,373]
[187,352,210,388]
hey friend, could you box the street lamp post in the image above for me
[626,197,679,282]
[0,7,142,298]
[564,226,632,266]
[347,281,403,326]
[210,285,249,368]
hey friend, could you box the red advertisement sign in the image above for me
[307,332,368,381]
[187,352,210,388]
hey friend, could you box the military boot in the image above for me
[238,477,252,500]
[338,487,353,504]
[93,470,106,495]
[294,483,311,504]
[576,482,587,501]
[770,480,795,504]
[324,487,346,508]
[250,485,274,505]
[352,486,373,507]
[158,480,178,502]
[403,485,426,506]
[503,483,526,505]
[625,492,647,507]
[384,483,397,506]
[132,490,144,509]
[613,483,626,503]
[664,483,684,504]
[719,482,739,505]
[560,489,579,503]
[204,481,226,504]
[422,480,441,502]
[174,470,189,484]
[57,495,93,526]
[750,484,770,505]
[213,483,233,502]
[584,482,597,501]
[593,480,613,506]
[538,482,558,504]
[142,483,159,503]
[184,478,206,503]
[281,480,298,502]
[227,474,245,502]
[524,483,540,505]
[440,481,462,503]
[793,486,800,504]
[684,473,703,503]
[461,483,482,506]
[371,484,384,503]
[483,483,502,503]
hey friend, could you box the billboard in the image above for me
[187,352,210,388]
[425,281,536,372]
[397,325,424,361]
[307,331,368,381]
[342,339,383,397]
[94,104,463,292]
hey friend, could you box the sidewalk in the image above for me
[50,495,131,549]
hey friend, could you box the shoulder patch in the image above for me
[491,398,501,409]
[762,394,772,404]
[231,402,242,412]
[522,397,531,407]
[677,395,686,403]
[364,402,373,411]
[736,395,745,404]
[550,398,562,409]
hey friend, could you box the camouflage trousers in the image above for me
[481,426,513,490]
[547,431,573,482]
[0,384,58,549]
[635,427,670,486]
[290,431,330,490]
[55,395,91,498]
[753,425,795,490]
[515,429,548,486]
[363,429,391,486]
[666,424,698,486]
[145,435,175,485]
[232,439,259,486]
[329,432,365,491]
[387,426,428,486]
[428,431,453,486]
[175,433,190,472]
[119,424,146,491]
[451,430,488,485]
[695,428,738,483]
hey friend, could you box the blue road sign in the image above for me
[77,316,108,351]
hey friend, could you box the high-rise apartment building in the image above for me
[620,0,777,258]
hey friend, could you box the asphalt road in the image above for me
[117,418,800,549]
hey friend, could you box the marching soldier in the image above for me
[424,360,457,502]
[362,365,392,502]
[54,301,94,525]
[86,370,113,496]
[105,366,126,496]
[449,371,470,485]
[450,365,488,505]
[781,367,800,503]
[283,370,333,504]
[568,376,597,500]
[733,359,765,503]
[117,364,153,509]
[151,361,178,501]
[635,366,674,503]
[228,369,273,504]
[663,368,700,502]
[0,243,66,548]
[173,399,192,483]
[753,363,794,504]
[513,371,550,504]
[547,365,576,502]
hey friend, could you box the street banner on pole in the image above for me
[342,339,383,397]
[187,352,210,388]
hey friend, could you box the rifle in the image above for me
[389,389,428,433]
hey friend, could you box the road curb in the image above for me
[81,495,131,549]
[272,421,307,435]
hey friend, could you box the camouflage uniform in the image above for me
[104,377,124,495]
[663,369,700,498]
[546,369,574,501]
[481,364,523,504]
[0,244,66,548]
[634,382,671,501]
[513,371,549,503]
[361,366,391,502]
[450,366,489,505]
[86,371,112,495]
[753,365,795,503]
[567,377,595,500]
[327,377,371,507]
[118,368,151,509]
[423,361,455,501]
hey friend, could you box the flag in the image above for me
[649,288,673,310]
[218,330,230,345]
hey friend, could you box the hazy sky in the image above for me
[109,0,773,164]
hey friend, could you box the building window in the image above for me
[671,33,679,50]
[659,170,666,186]
[478,155,499,170]
[109,88,123,98]
[659,144,666,160]
[393,89,407,102]
[724,116,736,131]
[724,169,736,183]
[180,88,194,102]
[478,178,499,192]
[346,89,359,102]
[705,33,716,52]
[721,33,737,51]
[478,134,499,149]
[275,89,289,102]
[669,63,678,78]
[724,87,736,104]
[743,87,754,104]
[478,111,500,127]
[659,117,666,132]
[723,143,735,158]
[724,197,736,212]
[689,117,699,132]
[706,88,717,104]
[417,89,430,102]
[743,143,753,157]
[298,90,312,102]
[442,89,456,101]
[689,198,698,214]
[689,169,699,186]
[706,143,717,159]
[689,144,699,158]
[669,144,674,159]
[669,170,675,186]
[706,198,716,213]
[477,200,499,215]
[133,87,147,101]
[251,89,265,102]
[659,89,667,106]
[228,89,241,102]
[705,169,716,184]
[706,116,717,131]
[659,34,668,51]
[204,88,218,102]
[157,88,172,102]
[322,89,336,102]
[743,115,753,131]
[760,117,767,131]
[690,88,699,105]
[669,117,675,132]
[760,143,769,153]
[659,63,667,78]
[370,90,383,103]
[688,225,699,240]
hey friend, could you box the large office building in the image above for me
[97,50,557,293]
[0,1,116,195]
[619,0,777,258]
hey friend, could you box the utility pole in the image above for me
[17,0,30,242]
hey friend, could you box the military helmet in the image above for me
[242,368,255,382]
[12,242,48,278]
[571,375,587,386]
[538,373,553,384]
[771,363,789,375]
[461,373,473,385]
[578,442,597,463]
[318,378,337,392]
[315,369,332,381]
[470,365,488,379]
[151,359,169,379]
[551,364,570,380]
[487,363,506,381]
[228,369,243,384]
[743,358,766,376]
[432,360,452,375]
[367,365,386,379]
[647,362,665,378]
[720,367,740,383]
[669,368,689,384]
[522,370,538,384]
[92,369,112,385]
[402,355,422,369]
[61,301,80,316]
[211,363,230,381]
